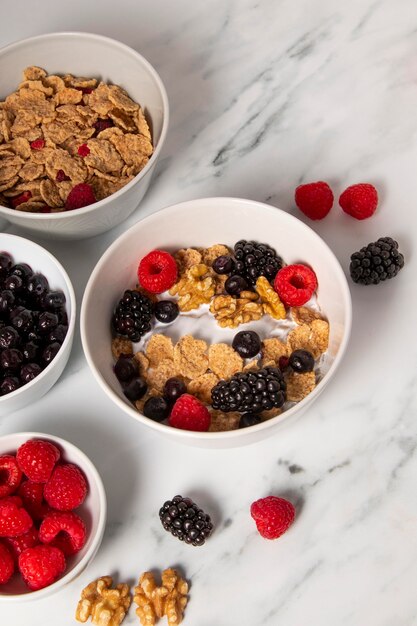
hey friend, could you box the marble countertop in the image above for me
[1,1,416,624]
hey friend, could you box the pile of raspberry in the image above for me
[0,439,88,591]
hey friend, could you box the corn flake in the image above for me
[208,343,243,379]
[173,335,208,380]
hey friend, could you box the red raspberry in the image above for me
[339,183,378,220]
[39,511,86,556]
[93,118,114,134]
[11,191,32,208]
[250,496,295,540]
[4,527,39,559]
[16,439,60,483]
[295,181,334,220]
[44,464,87,511]
[0,497,33,537]
[169,394,211,432]
[18,545,66,590]
[30,139,45,150]
[18,481,49,520]
[77,143,90,157]
[0,455,22,497]
[138,250,178,294]
[278,356,289,370]
[56,169,70,182]
[274,264,318,307]
[0,541,14,584]
[65,183,96,211]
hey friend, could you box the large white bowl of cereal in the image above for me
[81,197,352,448]
[0,32,168,239]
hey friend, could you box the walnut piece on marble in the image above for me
[75,576,132,626]
[134,569,188,626]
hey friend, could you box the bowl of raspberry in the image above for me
[0,432,106,600]
[0,233,76,416]
[0,32,169,239]
[81,197,352,448]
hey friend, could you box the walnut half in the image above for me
[209,292,263,328]
[75,576,132,626]
[134,569,188,626]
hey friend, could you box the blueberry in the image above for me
[27,273,49,299]
[123,377,147,402]
[143,396,169,421]
[232,330,261,358]
[0,290,15,315]
[225,275,249,296]
[43,291,66,310]
[20,363,42,383]
[289,349,315,373]
[114,356,138,382]
[163,377,187,404]
[10,263,33,281]
[154,300,179,324]
[11,309,34,334]
[37,311,58,333]
[47,324,68,344]
[212,255,235,275]
[0,253,12,281]
[0,376,20,395]
[4,274,23,292]
[42,342,61,365]
[22,342,39,362]
[239,413,262,429]
[0,326,19,349]
[0,349,23,371]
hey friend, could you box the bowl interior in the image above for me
[0,32,165,148]
[0,233,75,405]
[82,198,351,440]
[0,432,105,598]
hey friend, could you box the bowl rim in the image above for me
[0,431,107,602]
[0,31,169,221]
[81,197,352,440]
[0,233,76,404]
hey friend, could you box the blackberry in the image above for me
[112,290,153,342]
[159,495,213,546]
[350,237,404,285]
[233,240,283,286]
[211,367,286,413]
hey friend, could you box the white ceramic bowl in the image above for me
[0,32,169,239]
[81,197,352,448]
[0,432,106,601]
[0,234,76,416]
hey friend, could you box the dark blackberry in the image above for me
[112,290,153,342]
[159,495,213,546]
[233,240,283,286]
[350,237,404,285]
[211,367,286,413]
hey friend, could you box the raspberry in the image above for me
[39,510,86,556]
[77,143,90,157]
[44,463,87,511]
[56,169,70,182]
[339,183,378,220]
[274,264,318,307]
[16,439,60,483]
[295,181,334,220]
[250,496,295,539]
[138,250,178,294]
[65,183,96,211]
[0,541,14,584]
[0,455,22,497]
[11,191,32,208]
[30,139,45,150]
[4,527,39,559]
[93,118,114,134]
[0,497,33,537]
[18,481,49,520]
[18,545,66,590]
[169,394,211,432]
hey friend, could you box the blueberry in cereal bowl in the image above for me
[81,197,351,448]
[0,234,75,416]
[0,32,168,239]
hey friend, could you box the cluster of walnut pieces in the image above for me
[75,569,188,626]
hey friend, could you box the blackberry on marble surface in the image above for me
[349,237,404,285]
[159,495,213,546]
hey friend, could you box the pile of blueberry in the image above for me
[0,252,68,396]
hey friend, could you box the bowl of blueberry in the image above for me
[0,234,75,415]
[81,197,351,448]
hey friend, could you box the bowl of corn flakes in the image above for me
[81,197,352,448]
[0,32,169,239]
